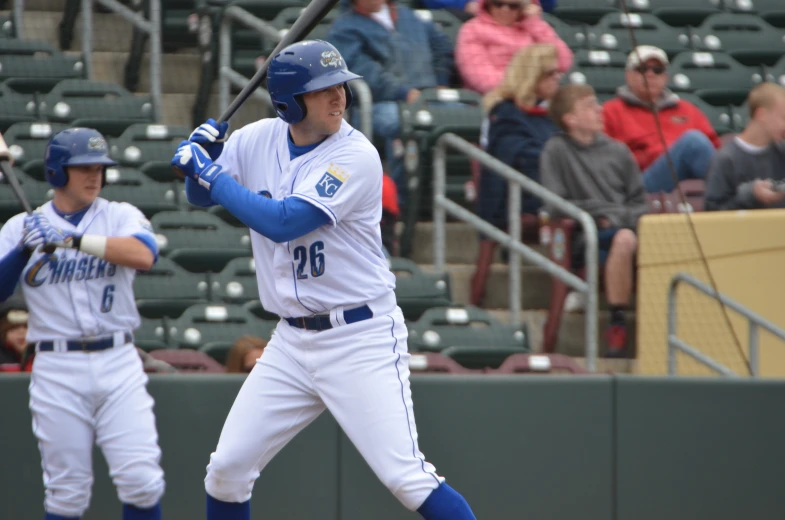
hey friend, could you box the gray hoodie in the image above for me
[540,132,648,229]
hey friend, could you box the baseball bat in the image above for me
[173,0,340,178]
[0,134,57,254]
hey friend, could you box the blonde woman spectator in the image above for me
[472,44,561,304]
[478,44,561,227]
[226,335,268,374]
[455,0,572,95]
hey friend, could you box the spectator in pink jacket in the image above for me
[455,0,573,94]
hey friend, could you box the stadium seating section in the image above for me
[1,0,784,370]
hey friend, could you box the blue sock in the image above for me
[206,493,250,520]
[45,514,80,520]
[122,503,162,520]
[417,482,476,520]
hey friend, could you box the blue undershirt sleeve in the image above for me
[131,233,159,264]
[0,248,29,302]
[209,173,332,243]
[185,177,217,207]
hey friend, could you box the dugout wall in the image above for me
[0,375,783,520]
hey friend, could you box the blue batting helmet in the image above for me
[267,40,362,124]
[44,128,117,188]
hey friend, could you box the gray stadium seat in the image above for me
[3,122,70,180]
[212,256,259,304]
[169,303,277,350]
[134,257,211,319]
[564,49,627,95]
[587,12,690,57]
[151,210,252,272]
[688,14,785,67]
[0,39,85,94]
[39,80,154,137]
[100,167,180,218]
[668,51,763,106]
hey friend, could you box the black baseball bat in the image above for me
[0,136,56,253]
[173,0,340,178]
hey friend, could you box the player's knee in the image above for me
[45,479,92,518]
[115,464,165,508]
[611,229,637,256]
[204,453,255,503]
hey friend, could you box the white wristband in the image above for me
[78,234,108,259]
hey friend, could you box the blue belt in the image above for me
[285,304,373,331]
[37,332,134,352]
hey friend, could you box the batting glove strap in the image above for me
[198,163,224,191]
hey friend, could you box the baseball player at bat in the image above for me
[0,128,165,520]
[172,40,477,520]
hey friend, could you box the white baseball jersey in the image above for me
[0,198,156,342]
[215,118,396,318]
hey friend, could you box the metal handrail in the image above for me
[81,0,162,121]
[432,132,600,371]
[667,272,785,377]
[217,6,373,139]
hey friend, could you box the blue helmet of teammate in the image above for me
[267,40,362,124]
[44,127,117,188]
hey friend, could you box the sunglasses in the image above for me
[542,68,561,78]
[490,1,523,8]
[635,65,666,75]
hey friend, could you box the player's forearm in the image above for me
[68,235,156,271]
[104,236,156,270]
[210,174,330,243]
[0,247,29,301]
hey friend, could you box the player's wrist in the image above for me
[69,234,108,259]
[198,163,224,190]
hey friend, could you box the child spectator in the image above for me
[603,45,721,193]
[226,335,268,374]
[0,297,33,372]
[455,0,572,95]
[705,83,785,211]
[542,84,647,357]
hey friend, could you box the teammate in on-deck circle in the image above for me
[0,128,165,520]
[171,40,477,520]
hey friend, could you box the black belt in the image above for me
[37,332,134,352]
[285,304,373,331]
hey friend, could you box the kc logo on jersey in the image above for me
[316,164,349,198]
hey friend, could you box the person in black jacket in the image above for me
[479,43,561,228]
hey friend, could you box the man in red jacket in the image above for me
[603,45,721,193]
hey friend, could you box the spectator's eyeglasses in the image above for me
[635,65,666,75]
[542,68,561,79]
[490,1,523,9]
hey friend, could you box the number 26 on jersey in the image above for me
[293,241,325,279]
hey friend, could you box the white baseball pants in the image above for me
[204,308,443,510]
[29,343,165,517]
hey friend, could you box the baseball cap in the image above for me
[626,45,669,70]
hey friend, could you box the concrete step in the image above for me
[20,0,66,11]
[425,263,553,310]
[409,221,548,265]
[485,308,638,365]
[90,51,202,94]
[158,92,272,130]
[23,10,133,53]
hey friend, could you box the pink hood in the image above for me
[455,0,573,94]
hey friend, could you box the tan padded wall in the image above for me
[636,209,785,377]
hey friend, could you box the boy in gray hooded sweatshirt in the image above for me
[540,84,648,358]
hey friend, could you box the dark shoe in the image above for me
[605,324,628,358]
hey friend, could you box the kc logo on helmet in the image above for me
[315,164,349,198]
[320,50,343,68]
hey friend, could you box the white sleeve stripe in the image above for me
[290,193,338,227]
